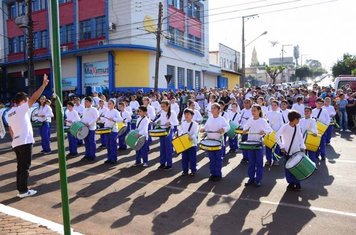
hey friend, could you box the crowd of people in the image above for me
[4,74,356,198]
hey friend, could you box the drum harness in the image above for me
[285,126,297,161]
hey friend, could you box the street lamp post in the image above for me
[241,14,258,87]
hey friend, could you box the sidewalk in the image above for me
[0,204,83,235]
[0,212,58,235]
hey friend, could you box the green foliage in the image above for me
[295,66,312,80]
[265,65,285,84]
[332,53,356,77]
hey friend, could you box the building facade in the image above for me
[0,0,209,99]
[208,43,241,90]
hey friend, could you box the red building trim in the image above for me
[78,0,105,21]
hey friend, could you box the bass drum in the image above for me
[0,108,10,126]
[29,107,39,122]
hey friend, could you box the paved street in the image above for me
[0,128,355,235]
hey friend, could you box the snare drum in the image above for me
[227,122,238,139]
[263,131,276,149]
[285,151,316,181]
[201,115,208,125]
[149,129,169,137]
[239,141,262,150]
[95,127,111,135]
[172,134,194,154]
[304,131,321,152]
[70,121,89,140]
[316,121,328,135]
[199,139,222,151]
[117,122,128,136]
[235,129,244,135]
[125,130,146,151]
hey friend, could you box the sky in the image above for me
[208,0,356,71]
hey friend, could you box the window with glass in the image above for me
[177,67,185,89]
[19,36,25,52]
[193,3,201,20]
[95,16,106,38]
[18,2,26,16]
[80,20,92,40]
[195,71,201,90]
[59,0,72,3]
[8,4,16,19]
[187,69,193,89]
[66,24,74,42]
[8,38,15,53]
[169,27,185,47]
[41,30,47,48]
[167,65,176,88]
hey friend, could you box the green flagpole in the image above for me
[48,0,71,234]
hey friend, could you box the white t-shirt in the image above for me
[8,102,35,148]
[276,123,305,155]
[243,117,272,142]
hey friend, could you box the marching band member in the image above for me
[36,96,54,154]
[200,103,229,182]
[118,102,132,150]
[151,95,161,114]
[74,97,85,117]
[103,99,121,164]
[206,94,217,117]
[123,99,133,116]
[228,102,240,153]
[280,100,290,124]
[65,101,80,157]
[74,97,85,145]
[243,104,272,187]
[155,100,179,171]
[179,109,199,176]
[81,97,99,161]
[265,100,284,166]
[97,99,109,148]
[276,111,305,191]
[181,99,203,123]
[239,99,253,163]
[219,101,230,158]
[170,97,180,134]
[323,97,336,145]
[257,97,268,117]
[300,107,318,164]
[129,95,140,113]
[142,97,155,146]
[312,98,330,161]
[134,106,150,167]
[292,97,305,118]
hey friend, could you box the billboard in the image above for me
[83,61,109,93]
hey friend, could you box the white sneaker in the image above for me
[17,189,37,198]
[340,129,344,131]
[345,129,352,132]
[143,163,148,167]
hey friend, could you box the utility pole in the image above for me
[26,0,35,95]
[154,2,163,91]
[241,16,245,87]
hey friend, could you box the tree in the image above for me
[265,65,284,84]
[332,53,356,77]
[304,59,327,78]
[295,66,312,80]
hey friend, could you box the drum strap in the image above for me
[232,112,238,121]
[136,117,144,129]
[239,111,245,124]
[287,126,297,157]
[316,109,322,120]
[188,122,193,132]
[280,110,286,123]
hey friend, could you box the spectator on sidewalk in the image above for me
[8,74,49,198]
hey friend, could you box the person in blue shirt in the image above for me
[337,93,351,132]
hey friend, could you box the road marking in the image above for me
[0,203,83,235]
[328,159,356,164]
[1,155,356,219]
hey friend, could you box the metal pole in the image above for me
[48,0,71,234]
[241,16,245,87]
[154,2,163,91]
[26,0,35,95]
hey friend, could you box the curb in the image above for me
[0,203,83,235]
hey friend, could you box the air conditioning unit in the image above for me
[98,40,107,46]
[15,16,29,28]
[108,22,116,31]
[61,45,68,52]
